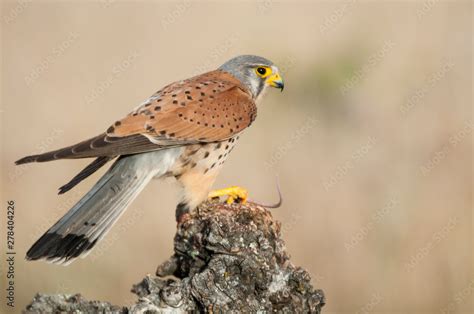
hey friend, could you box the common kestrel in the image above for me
[16,55,284,264]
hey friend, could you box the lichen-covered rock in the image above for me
[24,293,125,313]
[25,200,325,313]
[136,200,325,313]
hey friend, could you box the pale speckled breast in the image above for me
[167,136,240,179]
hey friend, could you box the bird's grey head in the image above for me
[219,55,284,99]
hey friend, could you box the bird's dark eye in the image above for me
[257,67,267,75]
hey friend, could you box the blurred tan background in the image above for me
[1,0,472,313]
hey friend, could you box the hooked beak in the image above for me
[266,72,284,92]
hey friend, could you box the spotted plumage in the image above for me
[15,55,284,264]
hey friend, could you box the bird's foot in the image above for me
[208,186,248,204]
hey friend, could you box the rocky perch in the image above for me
[25,200,325,313]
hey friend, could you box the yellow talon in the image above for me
[208,186,248,204]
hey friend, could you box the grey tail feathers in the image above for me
[26,149,181,265]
